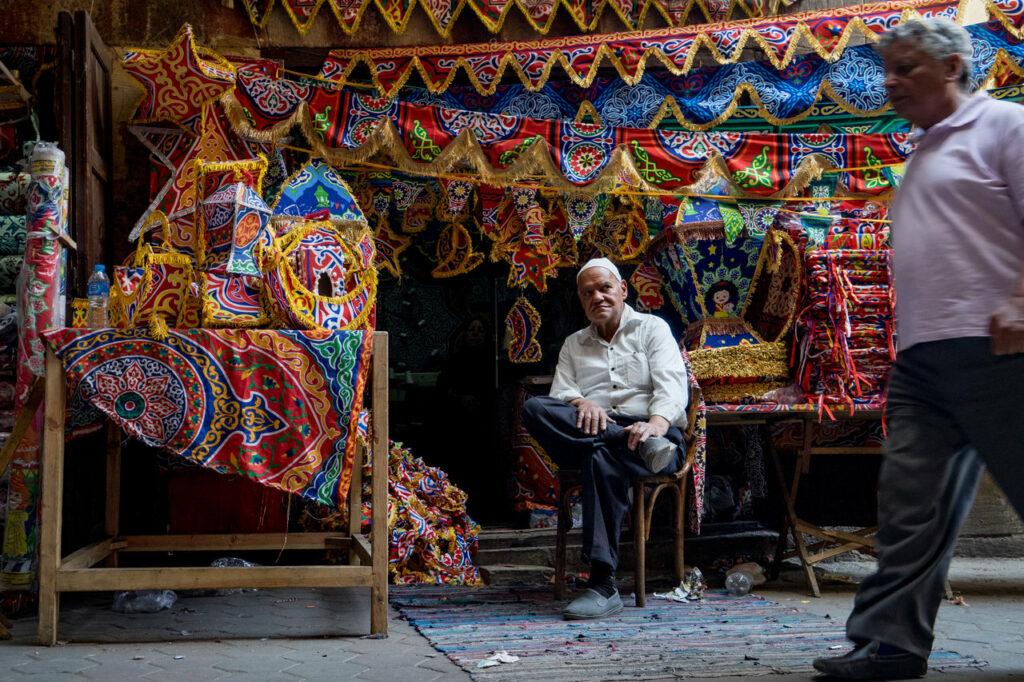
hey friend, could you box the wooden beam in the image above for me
[61,538,114,570]
[0,380,44,476]
[370,331,389,634]
[38,348,66,645]
[56,565,373,592]
[104,422,121,567]
[353,535,372,564]
[115,532,347,552]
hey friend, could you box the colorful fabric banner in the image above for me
[224,88,916,196]
[44,328,373,508]
[241,0,791,38]
[320,0,960,96]
[225,20,1024,132]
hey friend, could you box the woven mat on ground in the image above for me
[390,585,986,680]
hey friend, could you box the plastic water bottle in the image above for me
[86,264,109,329]
[725,571,752,596]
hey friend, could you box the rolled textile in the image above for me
[0,216,27,255]
[3,142,67,590]
[0,172,30,216]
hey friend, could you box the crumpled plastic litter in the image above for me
[477,651,520,668]
[760,383,805,405]
[111,590,177,613]
[652,567,707,602]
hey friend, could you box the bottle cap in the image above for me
[94,264,105,271]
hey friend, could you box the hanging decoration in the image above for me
[271,157,368,228]
[432,223,485,278]
[45,328,373,508]
[505,295,542,363]
[122,23,236,134]
[320,0,960,97]
[222,89,916,197]
[130,107,252,256]
[241,0,795,38]
[261,220,378,331]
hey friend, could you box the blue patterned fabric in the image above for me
[395,23,1024,128]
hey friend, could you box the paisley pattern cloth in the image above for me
[43,328,374,509]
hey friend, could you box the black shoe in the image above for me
[812,640,927,680]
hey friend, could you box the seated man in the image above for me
[522,257,689,620]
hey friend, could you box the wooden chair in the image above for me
[554,384,702,607]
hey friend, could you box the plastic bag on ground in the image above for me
[112,590,177,613]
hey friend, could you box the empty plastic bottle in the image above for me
[725,571,752,596]
[86,264,109,329]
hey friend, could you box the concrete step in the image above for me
[478,564,554,585]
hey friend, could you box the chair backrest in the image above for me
[679,383,702,472]
[683,383,701,444]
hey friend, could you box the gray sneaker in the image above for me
[563,588,624,620]
[639,436,678,474]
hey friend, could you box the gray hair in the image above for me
[877,18,974,91]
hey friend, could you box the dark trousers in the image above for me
[846,338,1024,658]
[521,395,684,570]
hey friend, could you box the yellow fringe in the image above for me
[699,381,790,404]
[689,341,790,381]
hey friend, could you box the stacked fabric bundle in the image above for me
[0,170,23,432]
[798,248,896,407]
[0,171,27,303]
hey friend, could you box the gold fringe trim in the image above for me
[689,341,790,381]
[700,380,790,404]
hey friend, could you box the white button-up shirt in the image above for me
[549,304,689,427]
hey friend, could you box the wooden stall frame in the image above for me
[707,409,882,598]
[37,331,389,645]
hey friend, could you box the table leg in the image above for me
[38,348,66,645]
[768,424,820,597]
[104,422,121,568]
[369,333,388,635]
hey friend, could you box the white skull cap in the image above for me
[577,257,622,283]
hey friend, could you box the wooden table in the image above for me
[707,405,883,597]
[37,332,391,645]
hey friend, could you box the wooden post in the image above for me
[370,332,389,634]
[38,348,66,645]
[104,422,121,567]
[348,442,363,565]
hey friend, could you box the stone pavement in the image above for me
[2,558,1022,680]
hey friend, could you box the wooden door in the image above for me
[57,11,113,297]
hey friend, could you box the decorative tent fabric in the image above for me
[223,88,916,197]
[379,20,1024,130]
[320,0,961,97]
[649,194,800,403]
[43,328,373,509]
[240,0,794,38]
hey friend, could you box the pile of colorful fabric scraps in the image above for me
[303,441,482,586]
[653,566,707,602]
[798,247,895,409]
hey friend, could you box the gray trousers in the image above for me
[846,338,1024,658]
[521,396,684,570]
